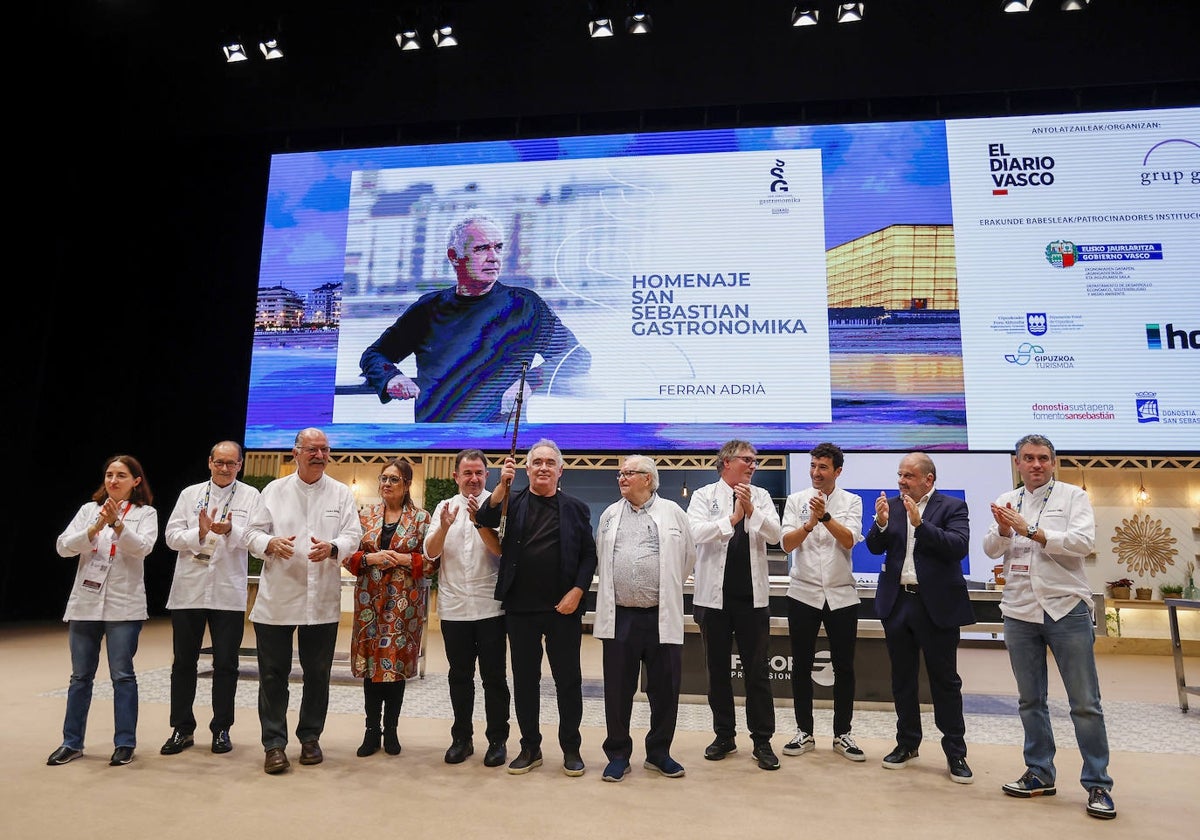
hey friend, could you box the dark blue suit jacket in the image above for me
[475,487,598,614]
[865,491,974,629]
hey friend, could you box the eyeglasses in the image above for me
[300,446,331,455]
[617,469,649,479]
[211,459,241,469]
[733,455,758,465]
[379,475,405,485]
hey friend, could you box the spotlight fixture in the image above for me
[625,3,653,34]
[396,26,421,50]
[1060,0,1089,9]
[588,17,616,37]
[258,38,284,60]
[1135,472,1150,505]
[791,7,819,26]
[433,23,458,47]
[222,41,249,63]
[1004,0,1034,11]
[836,3,865,23]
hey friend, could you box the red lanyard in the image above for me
[106,502,130,558]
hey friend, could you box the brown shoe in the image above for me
[264,747,290,774]
[299,740,324,766]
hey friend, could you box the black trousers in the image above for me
[253,622,338,750]
[441,615,511,745]
[506,610,583,754]
[169,608,245,735]
[601,606,682,763]
[787,598,858,737]
[697,600,775,746]
[881,589,966,758]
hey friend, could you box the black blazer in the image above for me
[865,490,974,629]
[475,487,598,614]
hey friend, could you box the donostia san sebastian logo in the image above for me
[1045,240,1076,268]
[1005,342,1075,369]
[1135,391,1160,423]
[988,142,1056,196]
[1140,138,1200,187]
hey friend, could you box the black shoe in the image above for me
[881,745,919,769]
[46,746,83,766]
[444,739,474,764]
[948,755,974,784]
[483,741,507,768]
[562,751,585,777]
[160,729,194,755]
[507,748,543,775]
[109,746,135,766]
[383,728,401,756]
[1086,787,1116,820]
[704,738,737,761]
[211,730,232,754]
[1002,769,1057,798]
[752,744,780,771]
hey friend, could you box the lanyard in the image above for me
[1016,480,1054,533]
[198,481,237,522]
[103,501,130,558]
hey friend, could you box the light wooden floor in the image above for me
[4,618,1198,840]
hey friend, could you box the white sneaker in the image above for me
[782,730,815,756]
[833,733,865,762]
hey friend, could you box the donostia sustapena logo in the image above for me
[1136,392,1160,423]
[1045,240,1076,268]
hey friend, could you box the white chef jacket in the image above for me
[781,486,863,610]
[687,479,782,610]
[593,493,697,644]
[244,473,362,625]
[164,479,261,612]
[56,501,159,621]
[423,491,504,622]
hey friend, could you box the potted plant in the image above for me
[1106,578,1134,600]
[1135,583,1153,601]
[1160,582,1184,601]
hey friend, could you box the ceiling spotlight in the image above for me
[1004,1,1034,11]
[588,17,616,37]
[258,38,284,60]
[836,3,865,23]
[395,27,421,50]
[791,7,820,26]
[433,24,458,47]
[1061,0,1089,9]
[625,3,653,34]
[222,42,249,63]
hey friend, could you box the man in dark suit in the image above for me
[866,452,975,784]
[475,438,598,778]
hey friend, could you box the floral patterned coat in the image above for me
[342,502,435,681]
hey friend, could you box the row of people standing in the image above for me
[45,431,1114,821]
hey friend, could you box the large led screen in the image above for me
[247,106,1199,452]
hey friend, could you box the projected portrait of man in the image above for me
[358,211,591,423]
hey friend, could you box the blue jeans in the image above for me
[1004,599,1112,791]
[63,620,143,750]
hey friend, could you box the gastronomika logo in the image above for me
[1045,240,1076,268]
[1026,313,1047,336]
[1005,342,1075,369]
[988,142,1056,195]
[769,158,789,192]
[1136,391,1160,423]
[1146,322,1200,350]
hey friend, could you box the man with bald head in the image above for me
[866,452,974,785]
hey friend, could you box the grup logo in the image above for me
[1136,392,1160,424]
[1026,313,1047,336]
[1139,138,1200,187]
[1045,240,1076,268]
[988,142,1056,195]
[1004,342,1043,365]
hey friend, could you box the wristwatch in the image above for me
[819,512,832,523]
[1026,524,1038,538]
[329,544,339,559]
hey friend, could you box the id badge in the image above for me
[81,552,114,593]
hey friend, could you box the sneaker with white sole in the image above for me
[833,733,865,762]
[782,730,815,756]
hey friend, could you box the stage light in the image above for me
[258,38,284,60]
[626,3,653,34]
[589,17,616,37]
[433,24,458,47]
[222,42,249,63]
[396,27,421,50]
[1004,1,1034,12]
[836,3,865,23]
[791,7,820,26]
[1061,0,1089,9]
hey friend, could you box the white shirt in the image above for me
[900,490,933,584]
[983,480,1096,622]
[164,479,261,612]
[244,473,362,625]
[781,486,863,610]
[423,491,504,622]
[687,479,782,610]
[56,502,159,622]
[594,493,697,644]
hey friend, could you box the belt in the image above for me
[900,584,920,594]
[617,604,659,613]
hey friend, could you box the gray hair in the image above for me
[446,210,503,257]
[527,438,563,466]
[1015,434,1056,460]
[716,439,755,472]
[625,454,659,492]
[903,451,936,480]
